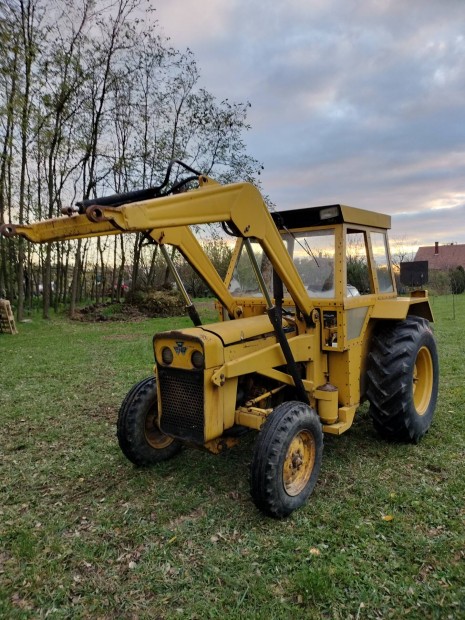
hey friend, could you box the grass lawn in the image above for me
[1,295,464,619]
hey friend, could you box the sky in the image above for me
[155,0,465,251]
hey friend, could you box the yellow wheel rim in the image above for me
[413,346,433,416]
[283,430,316,496]
[144,409,173,449]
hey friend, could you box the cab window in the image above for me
[346,230,372,295]
[282,229,336,298]
[371,232,394,293]
[228,240,272,297]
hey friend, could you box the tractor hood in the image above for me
[199,314,293,346]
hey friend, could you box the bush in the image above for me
[428,270,452,295]
[449,266,465,294]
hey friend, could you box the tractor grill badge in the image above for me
[174,341,187,355]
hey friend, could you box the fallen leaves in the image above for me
[10,592,33,611]
[209,529,243,545]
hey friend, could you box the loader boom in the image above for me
[1,177,313,321]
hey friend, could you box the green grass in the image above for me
[1,296,464,619]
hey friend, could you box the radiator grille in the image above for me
[158,367,205,443]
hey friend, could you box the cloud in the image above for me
[154,0,465,245]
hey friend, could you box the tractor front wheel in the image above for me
[250,401,323,518]
[117,376,182,465]
[366,316,439,443]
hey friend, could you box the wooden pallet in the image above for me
[0,299,18,334]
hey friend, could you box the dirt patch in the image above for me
[72,302,146,322]
[73,291,185,322]
[168,507,206,529]
[125,289,185,317]
[72,294,218,324]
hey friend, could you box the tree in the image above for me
[347,255,370,294]
[449,266,465,295]
[0,3,20,299]
[177,239,233,297]
[390,237,417,267]
[0,0,42,320]
[0,0,263,314]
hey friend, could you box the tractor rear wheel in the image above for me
[117,376,182,465]
[250,401,323,518]
[366,317,439,443]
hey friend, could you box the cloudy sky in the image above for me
[155,0,465,250]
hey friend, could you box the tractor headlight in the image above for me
[191,350,204,369]
[161,346,173,365]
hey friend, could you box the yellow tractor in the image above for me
[1,161,439,517]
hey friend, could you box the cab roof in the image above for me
[271,204,391,231]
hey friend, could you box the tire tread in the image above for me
[250,401,323,518]
[117,376,181,465]
[367,317,438,443]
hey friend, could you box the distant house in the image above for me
[414,242,465,271]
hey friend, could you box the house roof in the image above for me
[414,243,465,270]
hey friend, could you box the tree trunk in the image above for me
[163,246,177,289]
[116,235,126,301]
[17,0,36,321]
[147,244,159,289]
[131,233,141,290]
[42,243,52,319]
[69,238,82,317]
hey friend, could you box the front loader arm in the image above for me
[87,180,315,319]
[0,214,239,319]
[1,177,314,319]
[0,213,120,243]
